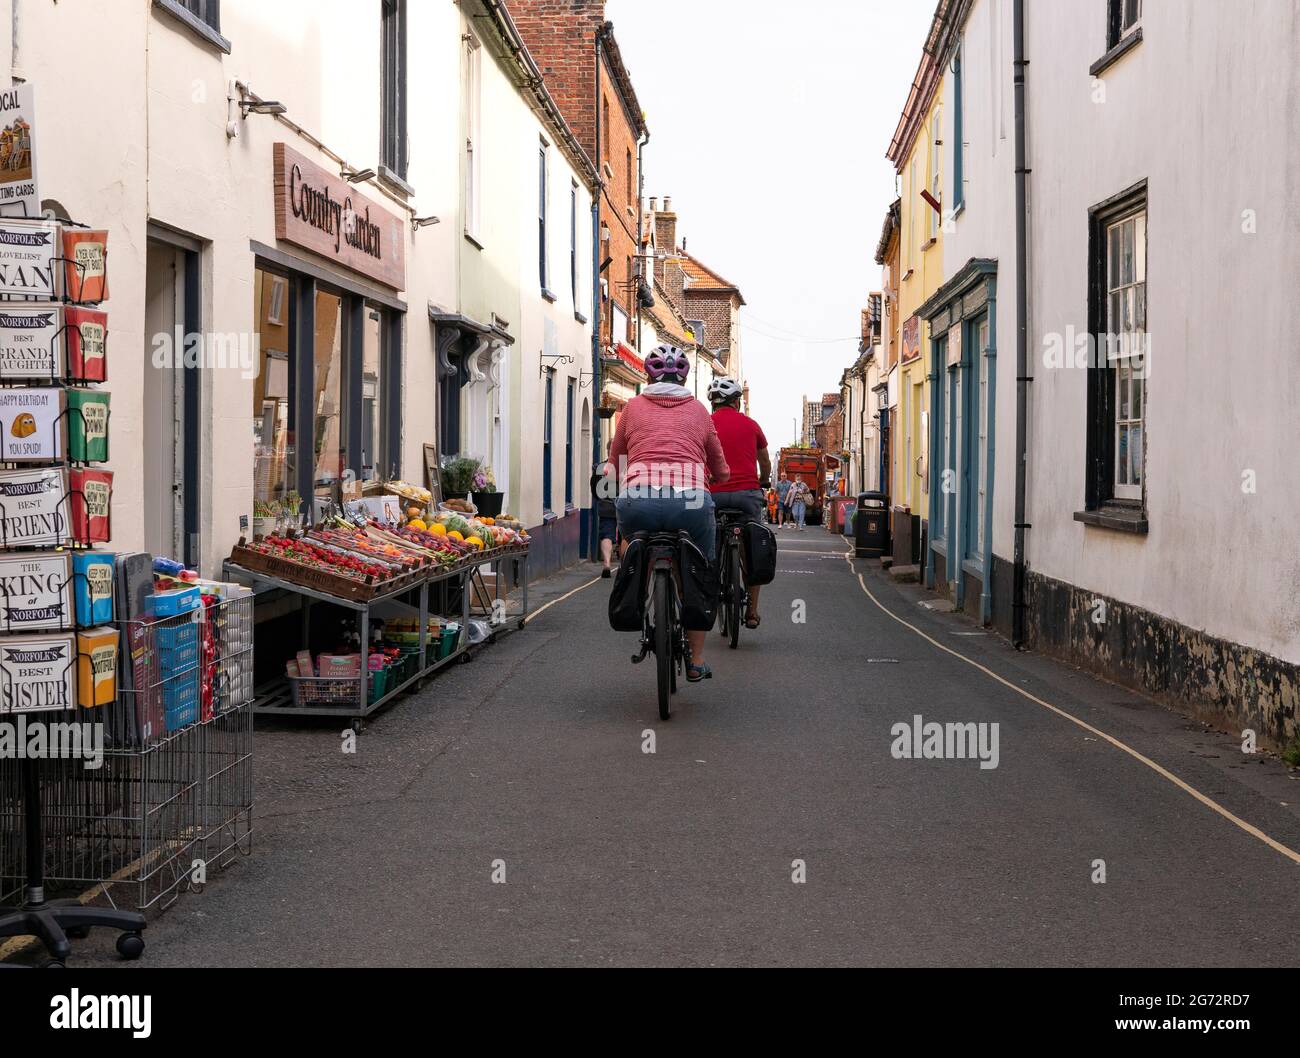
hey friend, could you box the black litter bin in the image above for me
[854,491,890,558]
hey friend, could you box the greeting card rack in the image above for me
[0,208,142,965]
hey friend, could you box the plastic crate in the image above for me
[163,677,199,731]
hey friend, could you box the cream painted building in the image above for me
[0,0,593,581]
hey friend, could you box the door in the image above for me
[144,240,201,566]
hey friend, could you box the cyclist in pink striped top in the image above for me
[608,345,729,681]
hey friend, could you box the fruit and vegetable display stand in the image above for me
[222,503,531,732]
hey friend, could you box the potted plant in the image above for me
[252,500,274,539]
[471,465,504,518]
[440,456,481,502]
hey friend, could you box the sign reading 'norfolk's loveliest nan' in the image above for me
[0,84,38,219]
[272,142,406,290]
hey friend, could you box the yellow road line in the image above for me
[522,575,602,626]
[843,546,1300,866]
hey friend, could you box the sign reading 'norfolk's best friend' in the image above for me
[273,142,406,290]
[0,467,67,547]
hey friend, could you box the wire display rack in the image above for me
[0,593,254,913]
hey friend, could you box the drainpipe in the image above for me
[635,127,649,354]
[589,24,609,561]
[1012,0,1031,647]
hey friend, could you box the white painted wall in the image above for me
[939,0,1018,566]
[1024,0,1300,662]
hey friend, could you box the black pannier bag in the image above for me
[677,535,719,631]
[608,536,648,631]
[741,520,778,586]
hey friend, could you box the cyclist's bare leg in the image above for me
[688,629,706,668]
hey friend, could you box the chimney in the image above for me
[654,197,677,257]
[649,196,657,211]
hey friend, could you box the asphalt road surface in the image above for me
[17,529,1300,967]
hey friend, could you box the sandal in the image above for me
[686,662,713,683]
[744,609,761,630]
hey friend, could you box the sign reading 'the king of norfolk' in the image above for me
[273,143,406,290]
[0,552,71,633]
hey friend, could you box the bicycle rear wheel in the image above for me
[654,571,672,720]
[727,545,743,650]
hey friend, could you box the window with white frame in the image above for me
[1108,210,1146,499]
[464,31,482,240]
[538,139,550,293]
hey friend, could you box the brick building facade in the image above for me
[508,0,649,353]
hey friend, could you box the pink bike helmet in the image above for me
[645,344,690,383]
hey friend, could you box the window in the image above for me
[934,334,949,540]
[952,45,965,211]
[1108,0,1142,47]
[626,148,633,206]
[1083,181,1148,524]
[1108,212,1146,499]
[967,314,988,561]
[464,32,482,240]
[312,291,346,508]
[178,0,220,30]
[565,379,575,507]
[361,308,383,482]
[602,96,610,161]
[381,0,408,181]
[570,182,578,307]
[538,141,550,293]
[542,371,555,512]
[929,108,942,241]
[611,302,628,347]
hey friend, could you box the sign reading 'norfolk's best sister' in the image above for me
[272,142,406,290]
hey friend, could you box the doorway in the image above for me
[143,237,202,567]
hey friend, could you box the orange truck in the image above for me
[777,447,828,525]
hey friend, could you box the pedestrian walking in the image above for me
[590,460,618,577]
[775,475,792,527]
[789,478,810,530]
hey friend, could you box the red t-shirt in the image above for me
[709,406,768,493]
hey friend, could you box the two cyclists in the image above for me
[607,346,729,683]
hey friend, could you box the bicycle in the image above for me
[629,530,690,720]
[716,510,748,650]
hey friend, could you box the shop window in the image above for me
[1083,180,1148,525]
[361,308,383,482]
[313,291,346,507]
[932,334,949,542]
[381,0,408,181]
[253,267,295,510]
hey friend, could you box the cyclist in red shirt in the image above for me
[707,378,771,629]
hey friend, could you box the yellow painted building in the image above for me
[887,42,944,562]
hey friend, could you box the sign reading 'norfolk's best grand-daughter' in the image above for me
[273,143,406,290]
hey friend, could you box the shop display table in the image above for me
[223,549,529,731]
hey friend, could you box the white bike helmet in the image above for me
[707,377,743,405]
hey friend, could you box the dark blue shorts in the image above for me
[615,489,716,562]
[598,514,618,542]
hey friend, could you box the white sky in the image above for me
[606,0,934,448]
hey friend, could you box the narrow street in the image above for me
[59,533,1300,968]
